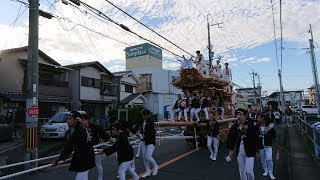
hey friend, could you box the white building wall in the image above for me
[119,73,140,101]
[126,55,162,70]
[80,67,101,100]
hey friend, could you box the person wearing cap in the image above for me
[97,123,139,180]
[256,113,279,180]
[226,108,260,180]
[135,109,158,178]
[51,111,95,180]
[80,113,110,180]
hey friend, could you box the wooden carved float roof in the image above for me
[171,68,229,90]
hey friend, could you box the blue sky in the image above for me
[1,0,320,95]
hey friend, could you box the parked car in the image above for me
[311,122,320,128]
[315,124,320,132]
[40,111,86,139]
[301,105,318,115]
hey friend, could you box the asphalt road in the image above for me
[8,125,288,180]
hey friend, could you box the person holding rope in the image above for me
[135,109,158,178]
[80,113,110,180]
[51,111,95,180]
[256,113,279,180]
[226,109,260,180]
[97,123,139,180]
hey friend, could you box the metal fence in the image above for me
[296,115,320,158]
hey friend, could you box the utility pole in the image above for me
[278,70,285,113]
[257,74,263,110]
[207,14,223,68]
[25,0,39,169]
[279,0,286,114]
[308,24,320,118]
[250,70,257,106]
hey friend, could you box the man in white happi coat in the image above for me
[194,50,207,75]
[212,60,222,78]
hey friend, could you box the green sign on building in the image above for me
[125,43,162,60]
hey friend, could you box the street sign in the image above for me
[28,105,39,118]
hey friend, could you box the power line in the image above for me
[2,2,27,49]
[68,0,183,61]
[103,0,193,57]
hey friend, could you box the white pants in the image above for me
[207,136,218,158]
[260,147,274,174]
[184,108,189,121]
[75,171,89,180]
[170,108,182,121]
[136,141,143,157]
[190,108,201,121]
[95,155,103,180]
[118,160,139,180]
[142,143,158,173]
[202,107,209,120]
[237,154,255,180]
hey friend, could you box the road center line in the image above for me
[133,148,200,179]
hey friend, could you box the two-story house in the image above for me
[113,71,146,108]
[64,61,118,118]
[0,46,72,122]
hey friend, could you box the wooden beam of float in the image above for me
[155,118,237,127]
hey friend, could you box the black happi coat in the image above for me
[59,122,95,172]
[200,98,208,109]
[256,125,277,148]
[109,120,137,137]
[207,120,220,137]
[88,123,110,146]
[191,98,200,109]
[104,133,134,165]
[227,120,260,157]
[135,119,156,145]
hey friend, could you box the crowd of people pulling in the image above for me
[51,109,158,180]
[50,105,284,180]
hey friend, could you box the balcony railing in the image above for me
[138,82,152,92]
[39,79,69,87]
[101,83,117,96]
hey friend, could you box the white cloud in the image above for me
[0,0,319,72]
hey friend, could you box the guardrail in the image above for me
[0,130,190,179]
[296,115,320,158]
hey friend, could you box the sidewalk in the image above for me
[288,126,320,180]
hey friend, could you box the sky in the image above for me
[1,0,320,95]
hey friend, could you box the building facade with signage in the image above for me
[125,43,163,70]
